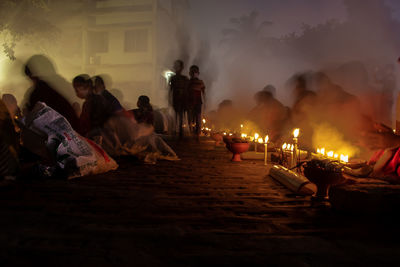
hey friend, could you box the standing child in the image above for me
[188,65,205,142]
[169,60,189,139]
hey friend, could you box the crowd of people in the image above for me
[1,54,400,181]
[0,57,183,180]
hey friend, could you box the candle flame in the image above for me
[254,133,259,140]
[340,154,349,163]
[240,124,243,128]
[264,135,269,143]
[223,132,227,135]
[334,153,339,159]
[258,138,263,144]
[327,151,334,157]
[282,143,287,150]
[290,144,294,151]
[202,118,206,124]
[229,133,233,136]
[241,133,247,138]
[317,148,321,154]
[293,128,300,138]
[321,148,325,155]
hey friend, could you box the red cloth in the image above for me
[369,147,400,177]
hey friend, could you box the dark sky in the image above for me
[188,0,400,43]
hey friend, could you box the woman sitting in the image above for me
[131,95,154,126]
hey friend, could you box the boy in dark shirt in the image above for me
[188,65,205,141]
[93,76,124,114]
[169,60,189,139]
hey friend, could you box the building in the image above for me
[54,0,163,108]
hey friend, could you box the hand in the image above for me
[360,131,400,150]
[373,122,393,133]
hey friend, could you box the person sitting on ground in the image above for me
[248,90,288,142]
[93,76,124,114]
[73,75,113,137]
[187,65,206,141]
[132,95,154,126]
[73,77,178,163]
[2,94,21,119]
[24,65,80,131]
[359,121,400,181]
[0,99,19,179]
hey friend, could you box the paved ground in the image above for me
[0,138,400,266]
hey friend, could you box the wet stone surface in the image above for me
[0,138,400,266]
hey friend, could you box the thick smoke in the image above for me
[194,0,400,158]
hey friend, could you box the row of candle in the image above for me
[316,148,349,163]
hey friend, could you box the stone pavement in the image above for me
[0,138,400,266]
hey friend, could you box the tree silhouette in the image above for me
[221,11,273,51]
[0,0,58,60]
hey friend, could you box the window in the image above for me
[88,31,109,53]
[124,29,149,52]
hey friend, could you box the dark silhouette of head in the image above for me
[137,95,152,110]
[72,74,92,99]
[173,60,184,74]
[24,54,57,80]
[262,84,276,96]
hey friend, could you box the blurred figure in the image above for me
[73,75,113,137]
[215,100,240,132]
[2,94,21,119]
[248,90,288,142]
[132,95,154,125]
[187,65,206,141]
[93,75,124,114]
[289,73,317,150]
[312,72,364,140]
[72,102,81,117]
[169,60,189,139]
[0,99,19,179]
[262,84,276,97]
[24,61,79,131]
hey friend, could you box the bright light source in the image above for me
[162,70,175,81]
[293,128,300,138]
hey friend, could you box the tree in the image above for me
[0,0,58,60]
[221,11,273,52]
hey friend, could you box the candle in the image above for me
[327,151,334,158]
[340,154,349,163]
[293,128,300,168]
[264,135,269,165]
[254,133,259,151]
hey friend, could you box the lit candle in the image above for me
[327,151,334,158]
[254,133,259,152]
[340,154,349,163]
[264,135,269,165]
[293,128,300,167]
